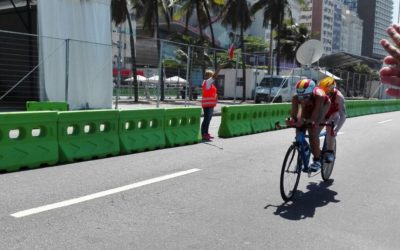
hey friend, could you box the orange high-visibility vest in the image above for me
[202,80,217,108]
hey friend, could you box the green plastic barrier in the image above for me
[164,107,201,147]
[268,103,292,129]
[119,109,166,153]
[250,105,270,133]
[0,111,59,172]
[26,101,69,111]
[57,110,120,163]
[218,105,253,138]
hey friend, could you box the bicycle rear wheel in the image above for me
[321,138,336,181]
[280,144,301,201]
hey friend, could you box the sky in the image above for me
[394,0,400,24]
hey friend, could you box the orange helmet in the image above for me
[318,77,336,94]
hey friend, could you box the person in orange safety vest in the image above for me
[201,65,223,141]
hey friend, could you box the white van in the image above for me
[255,75,303,103]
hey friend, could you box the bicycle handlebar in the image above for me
[275,120,334,131]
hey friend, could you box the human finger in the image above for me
[393,24,400,35]
[386,88,400,97]
[380,75,400,87]
[380,39,400,62]
[387,26,400,47]
[383,56,399,65]
[379,66,400,77]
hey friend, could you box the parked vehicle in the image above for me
[255,75,302,103]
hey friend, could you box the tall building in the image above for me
[341,5,363,55]
[299,0,335,55]
[342,0,357,12]
[332,0,343,53]
[288,0,302,23]
[358,0,393,59]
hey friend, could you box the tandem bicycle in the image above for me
[275,121,336,202]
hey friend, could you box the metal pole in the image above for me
[346,71,350,97]
[254,55,258,103]
[234,53,239,103]
[185,45,191,107]
[115,26,122,109]
[157,40,164,108]
[65,39,70,102]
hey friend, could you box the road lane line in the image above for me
[378,119,393,124]
[11,168,201,218]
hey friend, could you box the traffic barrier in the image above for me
[26,101,69,111]
[268,103,292,129]
[164,107,201,147]
[119,109,166,153]
[218,105,253,138]
[57,110,120,163]
[0,111,59,172]
[250,105,270,133]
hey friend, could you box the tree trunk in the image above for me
[126,7,139,102]
[268,26,273,75]
[204,2,217,71]
[155,0,164,101]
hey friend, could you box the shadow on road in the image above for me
[265,180,340,220]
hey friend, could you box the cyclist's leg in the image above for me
[326,112,340,151]
[309,102,330,159]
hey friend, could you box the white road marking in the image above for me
[378,119,393,124]
[11,168,201,218]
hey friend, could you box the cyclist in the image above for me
[286,79,331,171]
[318,77,347,162]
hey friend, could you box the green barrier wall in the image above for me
[164,107,201,147]
[119,109,166,153]
[345,100,400,118]
[57,110,120,163]
[0,111,59,172]
[250,105,271,133]
[218,105,253,138]
[26,101,69,111]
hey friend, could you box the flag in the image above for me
[228,44,235,60]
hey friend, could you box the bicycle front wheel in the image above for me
[280,145,301,202]
[321,138,336,181]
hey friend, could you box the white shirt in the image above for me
[204,77,214,90]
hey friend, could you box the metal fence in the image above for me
[113,33,384,106]
[0,28,384,111]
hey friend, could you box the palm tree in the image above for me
[278,20,310,65]
[221,0,252,101]
[251,0,296,75]
[171,0,224,70]
[111,0,139,102]
[132,0,171,100]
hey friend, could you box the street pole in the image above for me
[115,25,122,109]
[65,39,70,103]
[254,55,258,103]
[157,41,164,108]
[185,45,191,107]
[234,53,239,103]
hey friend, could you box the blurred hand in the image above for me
[379,24,400,97]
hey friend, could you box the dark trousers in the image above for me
[201,107,214,135]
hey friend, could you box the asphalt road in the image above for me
[1,111,400,249]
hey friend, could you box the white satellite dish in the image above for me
[296,39,324,66]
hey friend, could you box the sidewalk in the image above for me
[114,97,254,116]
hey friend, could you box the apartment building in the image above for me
[358,0,393,59]
[300,0,335,55]
[341,5,363,55]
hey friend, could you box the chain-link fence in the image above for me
[0,28,385,111]
[113,33,384,106]
[0,29,112,111]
